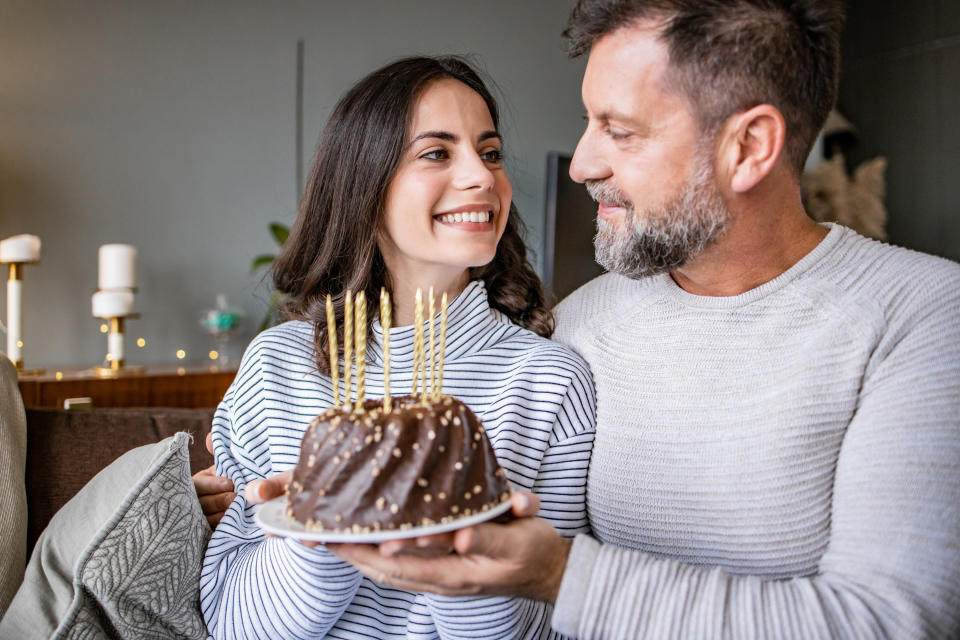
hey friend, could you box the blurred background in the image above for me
[1,0,957,369]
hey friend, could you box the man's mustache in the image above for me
[586,180,632,210]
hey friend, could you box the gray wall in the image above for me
[0,0,585,368]
[3,2,957,371]
[839,0,960,262]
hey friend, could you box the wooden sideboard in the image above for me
[17,364,237,409]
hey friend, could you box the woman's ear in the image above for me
[717,105,786,193]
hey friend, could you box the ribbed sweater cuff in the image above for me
[552,533,602,636]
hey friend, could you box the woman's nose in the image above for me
[452,151,496,191]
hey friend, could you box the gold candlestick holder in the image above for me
[2,260,44,375]
[92,313,144,378]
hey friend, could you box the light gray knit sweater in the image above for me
[550,224,960,639]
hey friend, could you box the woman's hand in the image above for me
[244,468,329,548]
[193,432,236,528]
[328,491,573,603]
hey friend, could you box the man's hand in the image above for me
[329,491,573,603]
[193,432,236,528]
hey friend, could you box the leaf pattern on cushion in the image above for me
[58,438,210,640]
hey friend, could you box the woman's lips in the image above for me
[433,210,495,231]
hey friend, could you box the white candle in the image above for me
[0,235,41,263]
[92,290,134,318]
[6,277,21,363]
[98,244,137,290]
[108,330,125,364]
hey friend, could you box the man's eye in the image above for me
[481,149,503,163]
[420,149,448,160]
[606,127,631,140]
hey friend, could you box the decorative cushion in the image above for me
[0,432,210,639]
[25,407,216,555]
[0,356,27,617]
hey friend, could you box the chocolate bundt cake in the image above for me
[287,394,511,534]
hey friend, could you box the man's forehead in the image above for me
[581,23,674,121]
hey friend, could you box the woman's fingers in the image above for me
[245,470,294,503]
[194,465,234,495]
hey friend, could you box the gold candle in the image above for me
[326,294,340,407]
[412,288,424,396]
[428,286,436,400]
[344,290,353,407]
[354,291,367,411]
[437,292,447,400]
[380,288,391,413]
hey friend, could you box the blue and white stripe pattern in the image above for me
[200,280,596,639]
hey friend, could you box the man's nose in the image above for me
[569,128,609,184]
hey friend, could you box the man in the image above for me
[222,1,960,637]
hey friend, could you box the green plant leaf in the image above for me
[259,290,284,332]
[251,253,276,274]
[270,223,290,246]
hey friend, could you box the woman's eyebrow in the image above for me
[409,130,457,146]
[407,130,502,148]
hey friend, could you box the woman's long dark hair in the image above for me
[272,56,553,374]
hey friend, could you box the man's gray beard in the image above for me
[590,153,729,280]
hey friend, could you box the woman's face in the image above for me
[379,78,511,288]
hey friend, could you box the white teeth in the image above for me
[436,211,492,224]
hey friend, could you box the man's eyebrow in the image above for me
[584,107,640,126]
[585,108,651,135]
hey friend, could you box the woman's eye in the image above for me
[420,149,449,161]
[481,149,503,163]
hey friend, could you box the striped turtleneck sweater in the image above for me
[200,280,596,640]
[550,224,960,639]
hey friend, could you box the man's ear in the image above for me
[717,105,786,193]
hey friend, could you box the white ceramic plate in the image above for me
[255,495,513,543]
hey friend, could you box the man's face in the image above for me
[570,24,729,279]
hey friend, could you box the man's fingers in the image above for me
[453,521,514,556]
[205,431,215,456]
[330,543,478,594]
[245,470,293,504]
[378,532,456,557]
[452,492,539,555]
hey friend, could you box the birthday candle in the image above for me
[344,290,353,407]
[326,295,339,407]
[354,291,367,411]
[437,292,447,400]
[428,286,436,400]
[413,288,424,396]
[380,288,391,413]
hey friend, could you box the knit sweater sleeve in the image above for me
[199,337,363,640]
[551,274,960,638]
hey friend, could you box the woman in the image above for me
[199,56,595,639]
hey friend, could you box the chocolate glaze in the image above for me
[287,395,511,533]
